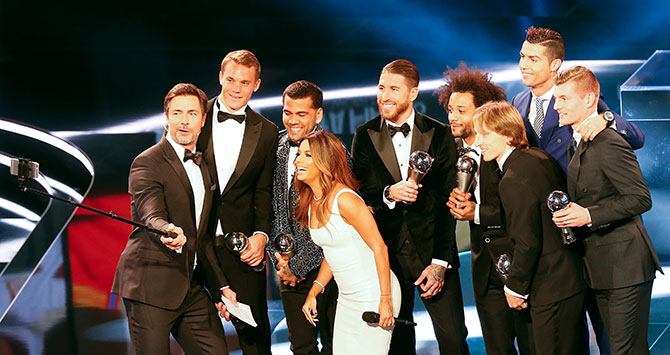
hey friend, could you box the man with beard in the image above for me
[437,64,534,354]
[352,59,469,355]
[266,80,338,354]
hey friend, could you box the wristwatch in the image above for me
[383,185,395,202]
[603,111,614,127]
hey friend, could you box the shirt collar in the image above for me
[165,130,196,161]
[497,147,516,170]
[386,109,416,129]
[532,85,555,102]
[216,95,247,115]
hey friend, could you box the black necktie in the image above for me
[288,139,300,147]
[388,123,411,138]
[183,150,202,166]
[458,146,480,157]
[569,137,578,158]
[496,167,504,178]
[217,111,246,123]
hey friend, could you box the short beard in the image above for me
[379,100,410,122]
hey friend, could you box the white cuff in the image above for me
[585,208,593,228]
[474,204,481,225]
[253,231,269,243]
[504,285,528,299]
[431,259,452,270]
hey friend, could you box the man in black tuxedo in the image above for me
[551,66,662,355]
[197,50,278,354]
[266,80,337,354]
[438,64,534,354]
[112,83,230,354]
[473,101,585,355]
[352,59,469,355]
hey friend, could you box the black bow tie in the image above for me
[388,123,411,138]
[458,146,480,157]
[217,111,245,123]
[496,167,504,178]
[288,139,300,147]
[183,150,202,166]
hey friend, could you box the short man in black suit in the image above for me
[112,83,229,354]
[551,66,662,355]
[352,59,469,355]
[473,101,585,355]
[437,64,535,354]
[266,80,338,354]
[197,50,279,354]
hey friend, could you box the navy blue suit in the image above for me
[511,89,644,171]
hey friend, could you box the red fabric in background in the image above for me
[67,194,131,309]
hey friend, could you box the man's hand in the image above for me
[274,252,305,287]
[551,202,591,228]
[577,113,607,141]
[505,292,528,310]
[447,188,475,221]
[389,180,422,203]
[160,223,186,250]
[415,263,446,299]
[217,288,238,321]
[240,233,268,266]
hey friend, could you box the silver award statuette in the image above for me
[547,190,577,244]
[495,254,511,280]
[456,155,478,193]
[223,232,266,272]
[274,232,297,259]
[404,151,433,205]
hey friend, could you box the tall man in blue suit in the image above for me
[511,26,644,172]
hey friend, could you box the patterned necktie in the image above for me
[533,98,545,138]
[388,123,411,138]
[183,150,202,166]
[569,137,579,158]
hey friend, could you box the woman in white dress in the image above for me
[295,131,401,354]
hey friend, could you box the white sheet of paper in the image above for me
[221,295,257,327]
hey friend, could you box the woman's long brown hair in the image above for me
[295,131,359,229]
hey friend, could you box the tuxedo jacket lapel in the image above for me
[222,106,262,196]
[368,119,402,182]
[411,113,435,154]
[159,139,196,223]
[200,99,218,188]
[567,140,587,198]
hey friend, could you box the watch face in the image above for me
[604,111,614,121]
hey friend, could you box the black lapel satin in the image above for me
[368,118,402,182]
[197,161,215,237]
[502,149,523,175]
[221,106,262,195]
[159,138,197,227]
[411,113,435,154]
[199,99,219,190]
[567,140,587,198]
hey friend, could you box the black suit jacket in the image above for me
[454,139,508,296]
[197,99,279,279]
[568,129,661,290]
[112,138,226,310]
[352,112,458,268]
[499,148,584,306]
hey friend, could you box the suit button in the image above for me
[557,138,562,143]
[484,237,491,243]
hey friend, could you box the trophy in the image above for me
[222,232,266,272]
[495,254,511,280]
[547,190,577,244]
[273,232,297,259]
[404,151,433,205]
[456,155,478,193]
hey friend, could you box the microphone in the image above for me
[362,311,417,326]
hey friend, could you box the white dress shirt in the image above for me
[165,132,205,265]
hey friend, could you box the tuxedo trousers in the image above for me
[389,232,469,355]
[474,265,535,355]
[123,279,228,355]
[279,267,338,354]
